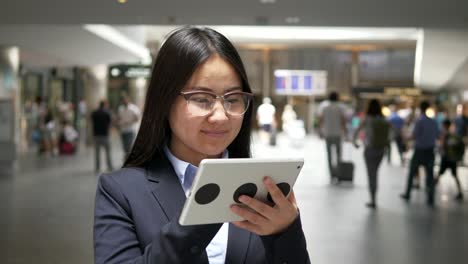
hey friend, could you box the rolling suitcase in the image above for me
[337,161,354,182]
[336,143,354,182]
[269,127,277,146]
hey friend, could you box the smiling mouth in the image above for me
[202,130,228,137]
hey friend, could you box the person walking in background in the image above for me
[353,99,390,209]
[282,104,305,147]
[387,104,406,165]
[42,109,58,156]
[400,101,439,207]
[91,100,114,173]
[435,119,464,201]
[318,91,347,181]
[281,103,297,132]
[30,96,47,153]
[117,95,141,159]
[78,98,88,143]
[454,103,468,140]
[58,120,79,155]
[403,105,422,188]
[256,97,276,144]
[454,103,468,168]
[435,106,447,129]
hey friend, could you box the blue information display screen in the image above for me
[274,70,326,96]
[275,76,286,90]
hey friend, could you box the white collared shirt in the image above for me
[118,103,141,133]
[164,146,229,264]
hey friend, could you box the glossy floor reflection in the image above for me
[1,132,467,264]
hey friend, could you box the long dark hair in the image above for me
[124,27,253,168]
[366,99,383,117]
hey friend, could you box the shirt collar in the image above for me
[163,144,229,189]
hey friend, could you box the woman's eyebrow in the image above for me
[190,86,243,93]
[190,86,212,92]
[224,87,243,92]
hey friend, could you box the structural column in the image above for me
[128,77,147,110]
[0,46,20,175]
[262,49,271,98]
[351,50,360,88]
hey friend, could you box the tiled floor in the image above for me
[1,132,467,263]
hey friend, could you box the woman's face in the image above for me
[169,54,244,165]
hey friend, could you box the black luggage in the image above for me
[269,128,277,146]
[337,161,354,182]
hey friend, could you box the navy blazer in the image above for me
[94,155,310,264]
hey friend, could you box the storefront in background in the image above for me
[108,64,151,111]
[352,86,432,111]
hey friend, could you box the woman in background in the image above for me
[353,99,390,209]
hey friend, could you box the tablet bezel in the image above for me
[178,158,304,226]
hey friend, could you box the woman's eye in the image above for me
[191,97,211,104]
[226,95,243,104]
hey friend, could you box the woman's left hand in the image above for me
[230,176,299,236]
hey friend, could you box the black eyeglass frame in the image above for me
[179,90,254,116]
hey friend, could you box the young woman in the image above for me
[94,27,310,264]
[353,99,390,209]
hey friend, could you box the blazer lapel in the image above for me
[146,156,212,263]
[146,156,186,221]
[225,223,251,264]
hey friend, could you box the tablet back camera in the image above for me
[194,183,221,205]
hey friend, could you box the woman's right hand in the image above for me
[229,176,299,236]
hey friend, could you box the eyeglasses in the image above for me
[180,90,253,116]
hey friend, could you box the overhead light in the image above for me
[381,106,391,117]
[83,24,151,64]
[334,44,380,51]
[426,108,435,118]
[285,17,300,24]
[211,26,420,42]
[110,68,121,77]
[117,0,127,3]
[260,0,276,3]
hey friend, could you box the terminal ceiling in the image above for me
[0,0,467,91]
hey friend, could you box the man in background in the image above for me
[387,105,406,165]
[400,101,439,207]
[117,95,141,159]
[455,103,468,143]
[256,97,276,144]
[91,100,113,173]
[318,91,347,181]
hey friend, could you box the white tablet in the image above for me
[179,158,304,226]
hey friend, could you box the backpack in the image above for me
[370,118,390,149]
[445,134,465,162]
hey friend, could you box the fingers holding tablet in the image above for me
[265,179,291,206]
[231,176,299,236]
